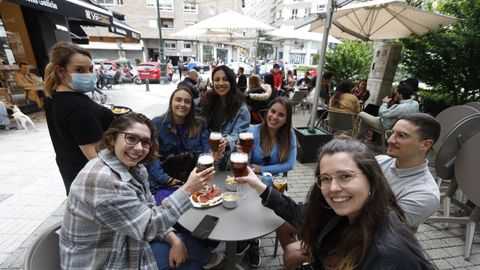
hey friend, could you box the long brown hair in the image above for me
[248,74,261,90]
[97,113,159,164]
[299,139,405,270]
[259,97,293,163]
[167,86,203,138]
[43,42,91,98]
[203,65,244,120]
[330,80,353,108]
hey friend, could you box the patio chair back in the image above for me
[327,110,357,134]
[24,221,61,270]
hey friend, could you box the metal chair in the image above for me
[327,110,358,136]
[290,91,307,115]
[24,221,61,270]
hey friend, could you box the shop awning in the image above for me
[7,0,113,26]
[109,18,141,40]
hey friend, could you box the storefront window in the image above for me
[0,1,37,66]
[0,16,16,65]
[202,45,214,63]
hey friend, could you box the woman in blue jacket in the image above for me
[203,65,250,170]
[238,97,296,175]
[146,86,223,203]
[238,139,433,270]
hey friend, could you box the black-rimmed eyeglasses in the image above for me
[118,132,152,149]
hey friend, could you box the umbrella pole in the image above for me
[308,0,335,132]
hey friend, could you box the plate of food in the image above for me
[111,106,132,115]
[190,184,223,208]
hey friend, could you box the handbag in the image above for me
[161,151,196,183]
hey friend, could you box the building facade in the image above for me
[95,0,245,65]
[243,0,327,66]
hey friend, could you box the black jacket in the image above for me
[260,187,434,270]
[178,77,199,98]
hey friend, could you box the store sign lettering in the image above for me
[23,0,58,10]
[85,10,110,24]
[110,26,127,36]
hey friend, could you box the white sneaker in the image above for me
[203,252,224,269]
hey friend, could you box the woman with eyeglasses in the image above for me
[60,112,224,270]
[44,42,114,195]
[237,97,296,175]
[237,139,433,270]
[203,65,250,170]
[146,86,224,204]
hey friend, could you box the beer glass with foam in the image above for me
[239,132,254,154]
[209,132,222,152]
[197,153,214,172]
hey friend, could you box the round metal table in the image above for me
[433,105,479,154]
[435,114,480,179]
[178,171,284,269]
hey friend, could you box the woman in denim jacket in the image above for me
[238,139,433,270]
[146,86,224,203]
[203,65,250,170]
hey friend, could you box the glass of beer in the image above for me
[230,152,249,177]
[209,132,222,152]
[272,176,288,193]
[197,153,214,172]
[230,152,249,200]
[239,132,254,154]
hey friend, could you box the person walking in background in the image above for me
[237,139,434,270]
[237,67,247,93]
[377,113,441,231]
[272,64,283,98]
[43,42,114,194]
[60,112,222,270]
[329,80,361,114]
[166,59,174,82]
[177,58,185,80]
[15,61,45,109]
[352,79,370,104]
[203,65,250,170]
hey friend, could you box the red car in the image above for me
[137,62,162,83]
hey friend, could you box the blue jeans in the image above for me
[150,232,212,270]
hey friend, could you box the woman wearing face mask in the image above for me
[203,65,250,170]
[44,42,114,194]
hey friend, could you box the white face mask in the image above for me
[69,73,97,93]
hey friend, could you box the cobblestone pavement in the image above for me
[0,83,479,269]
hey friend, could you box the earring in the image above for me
[368,191,371,196]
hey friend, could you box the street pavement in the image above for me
[0,81,479,269]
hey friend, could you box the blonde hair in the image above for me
[43,42,91,98]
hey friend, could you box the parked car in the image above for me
[137,62,162,83]
[187,61,210,73]
[228,62,252,75]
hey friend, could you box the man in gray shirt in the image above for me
[376,113,441,230]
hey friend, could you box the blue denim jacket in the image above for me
[145,113,210,184]
[247,125,297,175]
[205,103,250,170]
